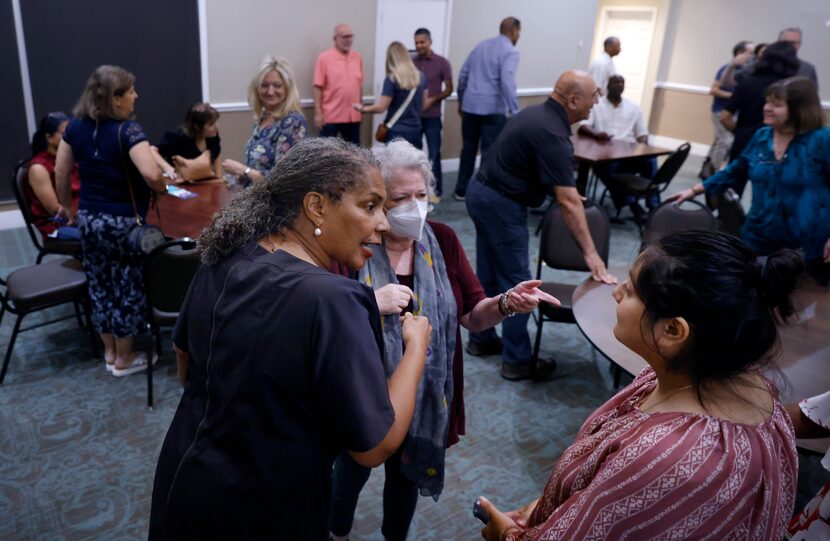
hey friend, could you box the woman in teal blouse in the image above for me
[672,77,830,284]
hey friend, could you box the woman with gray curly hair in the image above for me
[330,139,558,541]
[149,138,431,540]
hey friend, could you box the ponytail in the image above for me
[758,249,804,321]
[31,112,69,157]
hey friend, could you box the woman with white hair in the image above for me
[329,139,558,541]
[355,42,431,148]
[223,55,307,184]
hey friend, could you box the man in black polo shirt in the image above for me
[465,70,617,381]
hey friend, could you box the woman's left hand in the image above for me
[507,280,560,315]
[479,497,518,541]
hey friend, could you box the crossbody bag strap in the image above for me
[386,86,417,129]
[117,122,143,225]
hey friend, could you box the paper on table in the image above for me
[166,185,198,199]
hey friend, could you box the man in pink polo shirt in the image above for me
[313,23,364,145]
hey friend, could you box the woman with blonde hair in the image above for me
[356,41,431,148]
[223,55,307,184]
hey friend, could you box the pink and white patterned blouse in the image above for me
[506,368,798,541]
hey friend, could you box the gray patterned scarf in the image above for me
[358,222,457,500]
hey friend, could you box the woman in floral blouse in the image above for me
[223,56,307,184]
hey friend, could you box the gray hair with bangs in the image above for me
[372,139,435,197]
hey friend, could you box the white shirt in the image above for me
[800,390,830,469]
[580,96,648,144]
[588,51,616,94]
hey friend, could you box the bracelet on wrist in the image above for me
[498,289,516,318]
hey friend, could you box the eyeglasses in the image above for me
[592,88,603,99]
[337,34,354,40]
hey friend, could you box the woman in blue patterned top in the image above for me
[223,56,307,184]
[55,65,170,376]
[672,77,830,285]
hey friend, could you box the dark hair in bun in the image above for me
[633,230,803,385]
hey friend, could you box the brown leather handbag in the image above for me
[374,86,416,144]
[375,123,390,143]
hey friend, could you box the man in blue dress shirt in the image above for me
[454,17,521,200]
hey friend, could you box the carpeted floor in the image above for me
[0,155,826,540]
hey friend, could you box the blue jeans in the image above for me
[465,177,532,364]
[320,122,361,145]
[421,117,443,195]
[388,126,422,149]
[455,113,506,197]
[55,225,81,240]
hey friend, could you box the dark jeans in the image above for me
[465,177,532,364]
[320,122,361,146]
[455,113,506,197]
[389,125,423,150]
[330,448,419,541]
[421,117,443,195]
[592,157,657,209]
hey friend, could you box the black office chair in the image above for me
[0,258,97,384]
[143,238,200,408]
[12,159,82,263]
[641,200,718,250]
[532,201,610,366]
[716,188,746,237]
[608,143,692,225]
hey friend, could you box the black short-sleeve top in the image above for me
[149,242,394,540]
[478,98,575,208]
[156,128,221,164]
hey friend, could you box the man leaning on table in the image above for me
[578,74,655,222]
[465,70,617,381]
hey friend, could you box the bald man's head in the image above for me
[333,23,354,54]
[552,70,599,123]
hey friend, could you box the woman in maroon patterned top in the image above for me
[479,230,801,541]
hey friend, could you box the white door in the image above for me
[373,0,452,138]
[594,7,656,109]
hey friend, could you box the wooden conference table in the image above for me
[570,135,673,195]
[572,266,830,454]
[147,179,234,239]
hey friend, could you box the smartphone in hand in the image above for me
[473,499,490,525]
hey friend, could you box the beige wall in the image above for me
[449,0,598,89]
[658,0,829,100]
[649,88,713,144]
[206,0,378,103]
[647,0,830,145]
[206,0,599,106]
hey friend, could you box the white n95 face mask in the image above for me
[387,199,428,241]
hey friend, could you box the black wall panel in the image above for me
[0,2,33,201]
[20,0,202,151]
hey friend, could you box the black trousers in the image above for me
[320,122,361,146]
[330,447,419,540]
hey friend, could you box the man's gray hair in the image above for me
[372,139,435,197]
[779,27,803,39]
[199,138,379,265]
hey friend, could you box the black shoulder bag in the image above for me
[117,122,166,255]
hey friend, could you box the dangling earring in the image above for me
[314,226,322,237]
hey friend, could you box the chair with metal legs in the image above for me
[0,258,98,384]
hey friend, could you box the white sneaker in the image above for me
[111,352,157,377]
